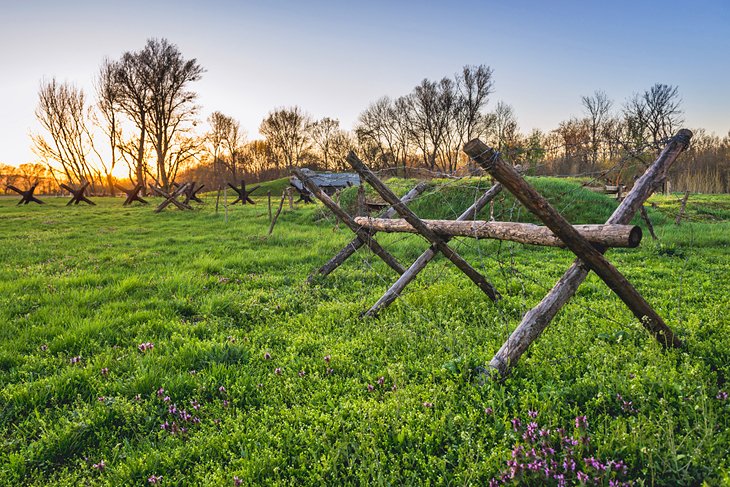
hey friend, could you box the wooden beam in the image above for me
[464,129,692,376]
[347,152,500,302]
[354,218,642,248]
[152,184,193,213]
[310,182,428,281]
[364,182,503,317]
[292,168,406,275]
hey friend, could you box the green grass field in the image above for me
[1,178,729,486]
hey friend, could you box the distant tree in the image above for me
[623,83,683,155]
[581,90,612,170]
[32,78,99,188]
[207,111,245,183]
[95,58,122,194]
[455,64,494,141]
[491,101,519,155]
[259,106,312,168]
[114,38,204,190]
[409,77,456,171]
[310,117,346,170]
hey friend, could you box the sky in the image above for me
[1,0,728,166]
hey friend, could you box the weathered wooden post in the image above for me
[464,129,692,377]
[268,189,288,236]
[268,191,273,222]
[675,190,690,225]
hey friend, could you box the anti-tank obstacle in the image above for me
[305,130,692,376]
[60,181,95,206]
[6,184,44,205]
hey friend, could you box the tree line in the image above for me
[5,38,728,195]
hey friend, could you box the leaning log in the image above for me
[354,218,642,249]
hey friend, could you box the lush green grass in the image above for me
[1,180,729,486]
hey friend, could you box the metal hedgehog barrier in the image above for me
[303,129,693,378]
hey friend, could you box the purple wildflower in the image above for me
[157,387,165,397]
[223,400,229,408]
[97,396,105,402]
[40,344,48,351]
[70,356,81,364]
[219,385,227,393]
[528,410,538,418]
[263,352,271,360]
[717,391,728,400]
[575,415,588,429]
[138,342,154,352]
[326,367,334,375]
[324,354,331,364]
[100,367,109,377]
[298,370,306,377]
[576,471,589,483]
[134,394,141,401]
[377,376,385,386]
[423,401,433,408]
[367,384,375,392]
[391,383,397,392]
[274,367,282,375]
[148,474,162,484]
[234,477,242,486]
[511,418,522,431]
[92,460,105,471]
[191,399,200,410]
[484,407,493,415]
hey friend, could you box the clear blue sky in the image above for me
[1,0,728,166]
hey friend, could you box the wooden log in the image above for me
[365,182,503,317]
[268,191,272,222]
[292,167,406,275]
[268,189,287,235]
[152,184,193,213]
[675,190,690,225]
[310,182,428,282]
[465,138,682,350]
[466,129,692,377]
[354,218,642,248]
[347,152,500,302]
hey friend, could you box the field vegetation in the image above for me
[1,178,729,485]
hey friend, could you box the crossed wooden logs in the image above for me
[115,184,148,206]
[304,129,693,377]
[149,184,193,213]
[173,181,205,204]
[60,182,95,206]
[6,184,44,205]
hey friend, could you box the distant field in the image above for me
[1,179,729,485]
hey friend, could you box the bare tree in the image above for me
[310,117,345,170]
[623,83,683,154]
[491,101,519,156]
[95,58,122,194]
[409,78,456,171]
[259,106,311,168]
[581,90,612,170]
[114,38,204,190]
[32,78,99,187]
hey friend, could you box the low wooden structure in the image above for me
[228,180,259,205]
[60,182,95,206]
[115,184,148,206]
[7,184,44,205]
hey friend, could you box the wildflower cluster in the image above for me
[138,342,154,352]
[155,388,203,438]
[491,412,632,486]
[366,376,397,394]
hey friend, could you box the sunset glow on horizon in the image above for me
[1,0,728,168]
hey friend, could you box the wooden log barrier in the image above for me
[347,152,501,302]
[364,181,503,317]
[116,184,148,206]
[463,131,692,377]
[151,184,193,213]
[60,182,95,206]
[354,218,642,249]
[310,182,428,281]
[292,167,406,275]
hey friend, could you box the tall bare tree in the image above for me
[259,106,311,168]
[32,78,98,187]
[95,58,122,194]
[114,38,204,190]
[623,83,683,155]
[581,90,612,170]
